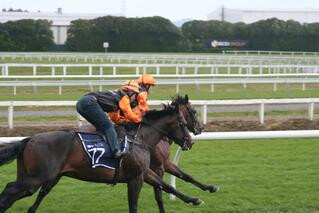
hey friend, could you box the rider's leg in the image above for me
[76,95,120,154]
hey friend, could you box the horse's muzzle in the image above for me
[182,139,193,151]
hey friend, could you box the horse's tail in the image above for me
[0,137,30,166]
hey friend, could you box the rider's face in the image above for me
[130,93,136,102]
[145,85,153,93]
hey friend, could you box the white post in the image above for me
[259,103,265,124]
[143,66,146,74]
[5,65,9,76]
[211,84,214,92]
[176,84,179,93]
[59,86,62,95]
[302,82,306,91]
[8,103,14,129]
[201,105,207,125]
[89,66,93,76]
[170,147,182,200]
[33,66,37,75]
[51,67,55,76]
[89,82,93,92]
[63,66,67,75]
[308,102,314,121]
[113,67,116,75]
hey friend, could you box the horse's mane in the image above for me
[143,95,188,121]
[171,95,188,106]
[143,104,175,120]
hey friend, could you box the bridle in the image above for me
[184,104,202,135]
[141,108,191,150]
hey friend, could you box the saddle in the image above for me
[77,122,139,169]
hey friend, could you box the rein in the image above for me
[126,124,148,151]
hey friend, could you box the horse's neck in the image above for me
[141,117,171,148]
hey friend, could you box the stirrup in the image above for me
[114,137,129,158]
[114,149,127,158]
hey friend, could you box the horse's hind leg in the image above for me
[144,169,203,206]
[0,177,42,212]
[27,177,61,213]
[165,161,219,193]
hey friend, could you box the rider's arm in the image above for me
[119,96,141,123]
[108,111,128,124]
[132,107,142,117]
[137,91,149,115]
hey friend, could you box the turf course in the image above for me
[0,138,318,213]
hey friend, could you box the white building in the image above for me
[207,7,319,24]
[0,9,119,44]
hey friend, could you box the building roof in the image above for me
[207,8,319,23]
[0,11,120,26]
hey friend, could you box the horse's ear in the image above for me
[185,94,189,103]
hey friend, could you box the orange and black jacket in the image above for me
[87,90,141,123]
[108,86,150,124]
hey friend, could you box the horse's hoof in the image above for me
[193,198,204,206]
[209,185,219,193]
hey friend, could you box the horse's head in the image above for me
[143,102,193,151]
[172,95,203,135]
[169,103,194,150]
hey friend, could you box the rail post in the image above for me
[259,103,265,124]
[8,103,14,129]
[308,102,314,121]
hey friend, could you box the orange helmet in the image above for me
[121,80,139,93]
[138,74,156,86]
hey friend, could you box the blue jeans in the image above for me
[76,95,119,153]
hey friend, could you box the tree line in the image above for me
[1,16,319,52]
[0,19,53,51]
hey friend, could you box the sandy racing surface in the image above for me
[1,118,319,137]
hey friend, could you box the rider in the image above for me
[136,74,156,115]
[107,74,156,124]
[76,80,141,158]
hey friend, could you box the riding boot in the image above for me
[103,127,120,155]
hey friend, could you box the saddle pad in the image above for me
[77,132,120,169]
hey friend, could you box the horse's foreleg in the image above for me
[165,161,219,193]
[144,169,203,206]
[27,177,61,213]
[127,174,144,213]
[153,187,165,213]
[0,177,41,212]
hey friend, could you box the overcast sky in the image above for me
[1,0,319,21]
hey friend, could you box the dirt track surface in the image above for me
[1,118,319,137]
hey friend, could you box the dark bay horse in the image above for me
[150,96,219,213]
[0,101,200,213]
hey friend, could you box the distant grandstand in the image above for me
[0,8,119,44]
[207,7,319,23]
